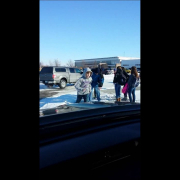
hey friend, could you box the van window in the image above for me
[40,67,53,73]
[69,68,75,73]
[55,68,66,72]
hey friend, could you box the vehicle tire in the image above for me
[59,79,67,89]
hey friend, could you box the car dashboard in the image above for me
[39,103,141,179]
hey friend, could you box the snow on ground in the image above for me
[39,74,140,110]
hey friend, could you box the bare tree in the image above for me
[40,61,44,68]
[49,60,53,66]
[66,59,75,67]
[39,62,43,71]
[54,59,61,66]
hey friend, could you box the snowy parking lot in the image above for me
[39,74,140,110]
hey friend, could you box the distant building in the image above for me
[74,56,140,69]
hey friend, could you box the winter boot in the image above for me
[121,97,127,101]
[116,98,120,102]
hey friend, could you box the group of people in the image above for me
[113,66,140,103]
[74,67,104,103]
[74,66,140,103]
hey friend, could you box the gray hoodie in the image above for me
[74,68,92,95]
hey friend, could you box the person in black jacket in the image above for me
[127,66,140,103]
[89,68,104,102]
[94,68,104,99]
[91,68,104,99]
[91,68,97,99]
[121,67,130,101]
[113,66,126,102]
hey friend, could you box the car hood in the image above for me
[39,101,140,116]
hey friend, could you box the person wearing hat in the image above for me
[74,67,92,103]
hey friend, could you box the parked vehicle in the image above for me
[102,69,114,75]
[39,66,83,88]
[125,69,131,74]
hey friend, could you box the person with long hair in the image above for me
[127,66,140,103]
[113,66,127,102]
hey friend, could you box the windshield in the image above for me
[39,1,140,117]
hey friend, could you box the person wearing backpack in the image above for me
[93,68,104,99]
[89,68,104,102]
[127,66,140,103]
[113,66,127,102]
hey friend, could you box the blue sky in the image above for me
[40,0,140,66]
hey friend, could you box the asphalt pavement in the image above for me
[40,84,75,99]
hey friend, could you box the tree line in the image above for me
[40,59,75,70]
[39,59,108,71]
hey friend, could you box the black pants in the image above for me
[76,94,89,103]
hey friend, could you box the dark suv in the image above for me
[39,66,82,88]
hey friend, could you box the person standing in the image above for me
[74,67,92,103]
[121,67,130,101]
[127,66,140,103]
[89,68,104,102]
[93,68,104,99]
[91,68,97,99]
[113,66,127,102]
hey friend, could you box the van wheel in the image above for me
[59,79,66,89]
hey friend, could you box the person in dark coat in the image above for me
[91,68,97,99]
[93,68,104,99]
[127,66,140,103]
[113,66,127,102]
[89,68,104,102]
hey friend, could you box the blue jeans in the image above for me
[76,94,89,103]
[115,83,121,99]
[89,86,100,101]
[128,87,136,102]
